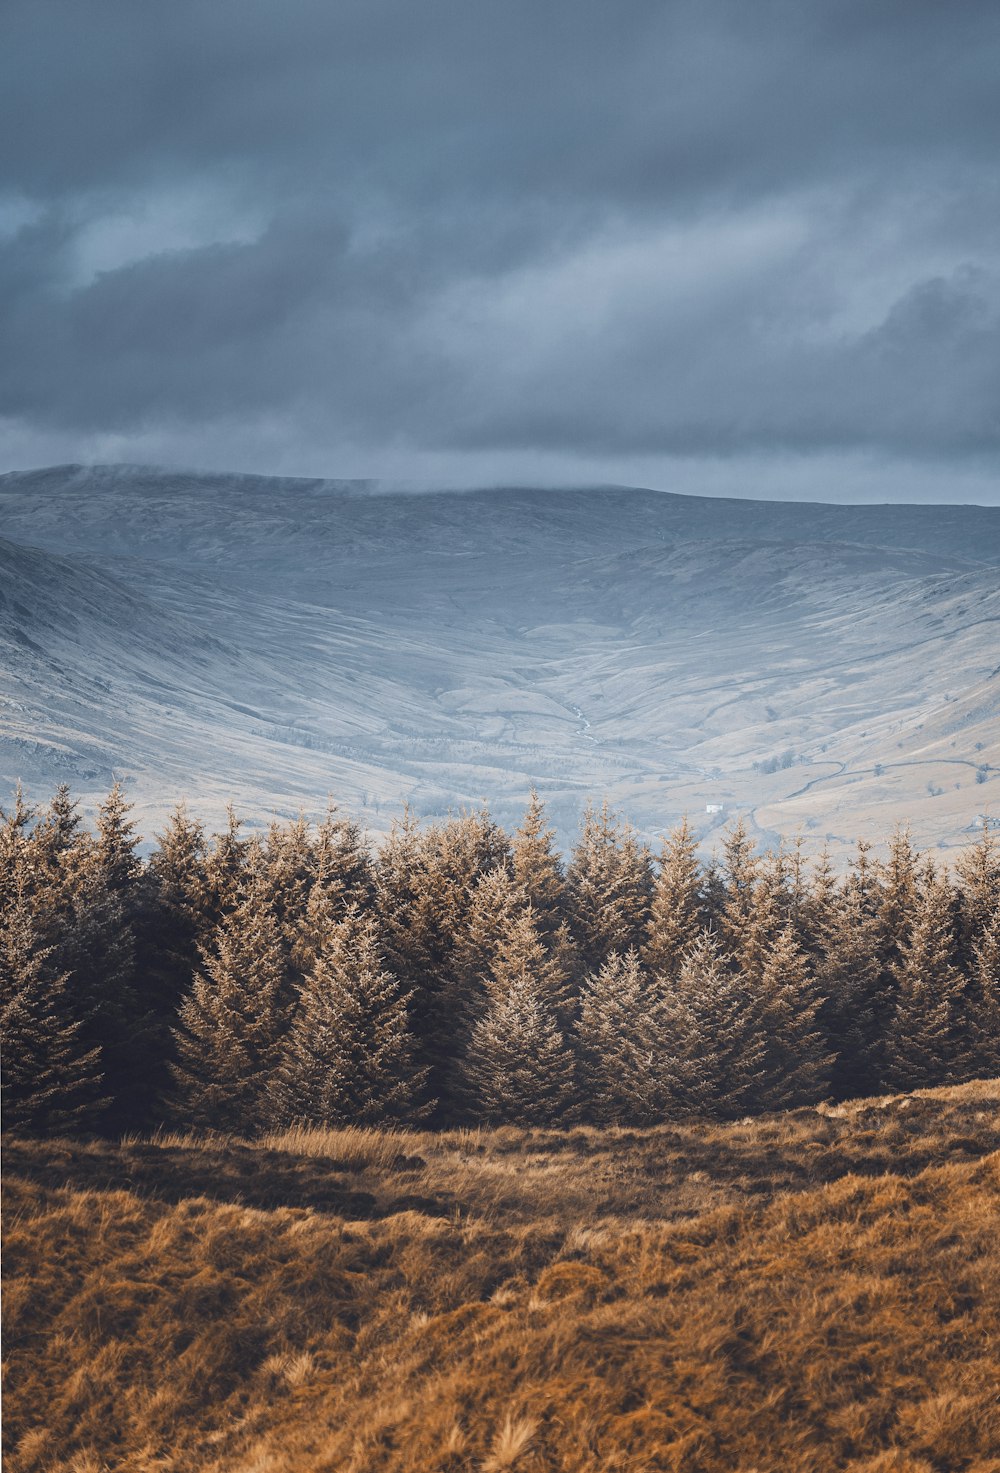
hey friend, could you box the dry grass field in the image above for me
[4,1080,1000,1472]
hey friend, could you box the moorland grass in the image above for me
[3,1080,1000,1472]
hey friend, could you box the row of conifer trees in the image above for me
[1,784,998,1136]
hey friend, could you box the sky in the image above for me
[1,0,999,503]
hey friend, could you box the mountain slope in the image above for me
[1,465,997,852]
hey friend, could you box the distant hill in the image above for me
[1,464,997,853]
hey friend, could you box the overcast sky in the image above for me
[2,0,998,502]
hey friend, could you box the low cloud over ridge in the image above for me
[2,0,998,500]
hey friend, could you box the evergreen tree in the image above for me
[146,804,212,948]
[484,904,573,1021]
[259,815,319,952]
[0,785,35,872]
[876,827,920,975]
[12,785,153,1132]
[172,886,290,1132]
[970,909,1000,1077]
[755,923,832,1109]
[140,804,212,1114]
[375,807,434,979]
[27,785,83,897]
[68,788,157,1129]
[460,909,576,1125]
[814,883,885,1099]
[739,848,790,986]
[954,820,1000,972]
[269,907,428,1127]
[567,801,652,971]
[883,875,973,1091]
[699,857,729,936]
[576,948,671,1124]
[511,789,569,929]
[643,817,703,980]
[92,782,143,896]
[658,931,767,1120]
[785,836,813,944]
[376,807,510,1110]
[717,817,760,958]
[799,845,838,966]
[203,806,254,921]
[452,866,529,995]
[312,802,375,918]
[0,878,105,1134]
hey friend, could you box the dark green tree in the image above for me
[1,867,106,1134]
[576,948,670,1124]
[566,801,652,972]
[269,906,427,1127]
[172,885,290,1132]
[460,908,576,1125]
[883,875,973,1091]
[643,817,704,981]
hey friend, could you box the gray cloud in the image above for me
[1,0,998,497]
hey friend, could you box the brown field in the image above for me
[4,1081,1000,1472]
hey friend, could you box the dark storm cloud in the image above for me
[1,0,998,490]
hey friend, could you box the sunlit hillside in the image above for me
[4,1080,1000,1472]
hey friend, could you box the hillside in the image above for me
[1,465,998,855]
[4,1080,1000,1472]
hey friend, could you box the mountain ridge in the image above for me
[1,464,997,854]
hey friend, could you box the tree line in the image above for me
[1,785,998,1136]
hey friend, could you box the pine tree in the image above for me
[462,981,577,1126]
[203,806,253,921]
[312,802,375,918]
[954,820,1000,972]
[576,948,671,1124]
[140,804,212,1115]
[259,815,318,951]
[172,886,290,1132]
[799,845,838,965]
[93,782,143,895]
[376,807,510,1111]
[970,909,1000,1077]
[27,785,83,893]
[643,817,703,980]
[484,905,573,1021]
[452,866,529,995]
[567,801,653,972]
[146,805,211,945]
[755,923,832,1110]
[459,908,576,1125]
[658,931,767,1120]
[717,817,760,959]
[0,784,34,850]
[738,848,789,986]
[814,883,885,1099]
[269,907,428,1127]
[0,878,105,1134]
[12,786,153,1132]
[883,875,973,1091]
[876,827,920,975]
[511,789,569,929]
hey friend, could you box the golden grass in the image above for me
[4,1080,1000,1472]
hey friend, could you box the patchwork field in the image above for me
[4,1079,1000,1471]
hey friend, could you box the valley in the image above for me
[1,464,998,856]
